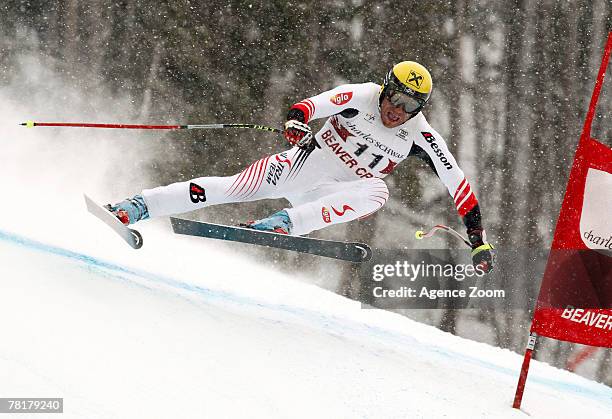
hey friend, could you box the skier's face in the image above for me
[380,96,411,128]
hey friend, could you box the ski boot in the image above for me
[241,210,293,235]
[106,195,149,226]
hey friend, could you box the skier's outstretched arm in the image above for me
[410,123,495,272]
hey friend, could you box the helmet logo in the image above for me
[406,70,423,89]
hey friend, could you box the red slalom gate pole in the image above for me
[513,333,537,409]
[566,346,599,372]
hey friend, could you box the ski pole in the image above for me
[20,120,283,134]
[415,224,471,248]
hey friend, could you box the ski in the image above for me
[170,217,372,262]
[84,194,143,249]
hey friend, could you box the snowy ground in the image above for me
[1,55,611,418]
[1,223,612,418]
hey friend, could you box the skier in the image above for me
[109,61,495,271]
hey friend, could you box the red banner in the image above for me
[514,32,612,411]
[531,32,612,347]
[531,136,612,347]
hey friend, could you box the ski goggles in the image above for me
[385,88,425,114]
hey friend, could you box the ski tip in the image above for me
[21,120,35,128]
[415,230,424,240]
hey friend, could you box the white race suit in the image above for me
[142,83,479,236]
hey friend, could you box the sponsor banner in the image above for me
[580,168,612,253]
[548,137,612,250]
[533,308,612,347]
[531,137,612,347]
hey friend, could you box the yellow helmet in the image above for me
[380,61,433,113]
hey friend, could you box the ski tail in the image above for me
[84,194,143,249]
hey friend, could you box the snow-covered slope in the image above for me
[1,226,611,418]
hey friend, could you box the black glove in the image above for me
[467,228,495,273]
[284,119,313,149]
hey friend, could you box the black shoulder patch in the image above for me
[339,108,359,118]
[409,143,439,177]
